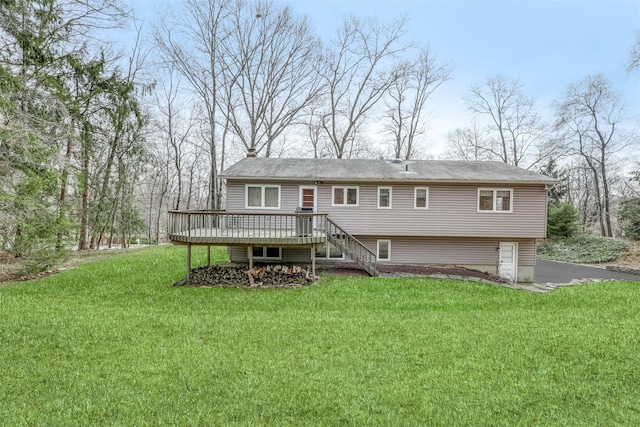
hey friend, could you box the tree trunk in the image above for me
[585,159,605,236]
[56,130,74,250]
[208,103,218,210]
[600,146,613,237]
[77,125,91,251]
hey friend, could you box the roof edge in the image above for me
[220,176,559,185]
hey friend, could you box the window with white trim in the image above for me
[246,184,280,209]
[314,242,345,260]
[414,187,429,209]
[252,246,281,259]
[378,186,392,209]
[478,188,513,212]
[377,239,391,261]
[332,186,359,206]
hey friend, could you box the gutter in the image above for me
[218,176,560,185]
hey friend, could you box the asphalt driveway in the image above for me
[535,259,640,283]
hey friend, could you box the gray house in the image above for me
[168,157,556,283]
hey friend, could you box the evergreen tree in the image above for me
[547,202,580,239]
[538,158,568,207]
[619,199,640,240]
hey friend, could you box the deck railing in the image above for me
[168,210,328,243]
[326,218,377,275]
[168,210,378,276]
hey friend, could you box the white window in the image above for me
[246,184,280,209]
[314,242,345,260]
[377,239,391,261]
[378,186,392,209]
[251,246,281,259]
[414,187,429,209]
[478,188,513,213]
[332,186,359,206]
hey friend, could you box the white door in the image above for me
[498,242,518,282]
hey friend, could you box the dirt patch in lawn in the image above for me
[0,252,19,285]
[321,262,506,282]
[0,249,138,286]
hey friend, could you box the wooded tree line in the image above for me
[1,0,147,269]
[1,0,638,271]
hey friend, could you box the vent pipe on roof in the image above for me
[405,164,409,172]
[246,148,257,157]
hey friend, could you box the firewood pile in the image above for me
[174,264,314,288]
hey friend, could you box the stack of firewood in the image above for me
[174,264,313,288]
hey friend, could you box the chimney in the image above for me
[246,148,257,157]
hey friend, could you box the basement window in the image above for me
[377,240,391,262]
[252,247,281,260]
[315,242,345,260]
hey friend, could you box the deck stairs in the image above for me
[326,218,378,277]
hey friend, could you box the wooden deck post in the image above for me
[311,244,316,278]
[187,243,192,284]
[248,245,253,269]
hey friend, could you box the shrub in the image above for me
[537,234,628,263]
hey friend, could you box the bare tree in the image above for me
[218,0,322,157]
[384,48,451,159]
[627,32,640,73]
[154,67,197,210]
[554,74,633,236]
[304,107,329,158]
[319,15,409,158]
[444,121,494,161]
[87,41,148,250]
[465,74,547,169]
[564,160,602,229]
[153,0,235,210]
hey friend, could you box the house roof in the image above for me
[220,157,558,184]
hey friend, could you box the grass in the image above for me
[1,245,640,426]
[537,234,629,263]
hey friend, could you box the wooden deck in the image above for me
[168,210,328,246]
[168,210,378,279]
[169,227,327,245]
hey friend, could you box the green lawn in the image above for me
[1,246,639,426]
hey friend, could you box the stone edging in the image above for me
[605,265,640,275]
[385,272,614,294]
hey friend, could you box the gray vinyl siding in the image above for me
[226,180,547,238]
[228,245,315,263]
[227,181,300,211]
[228,237,535,267]
[358,236,535,266]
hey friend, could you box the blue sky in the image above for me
[129,0,640,155]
